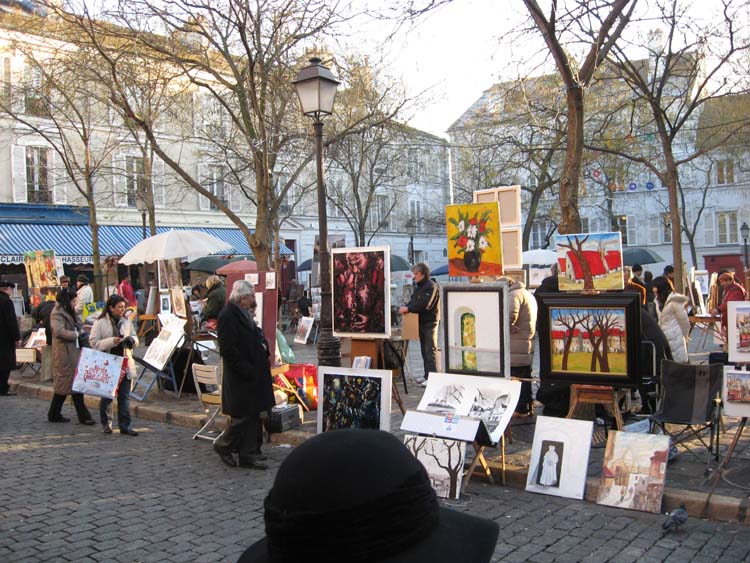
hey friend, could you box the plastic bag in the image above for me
[276,329,296,364]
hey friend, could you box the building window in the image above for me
[370,194,391,231]
[661,213,672,244]
[24,64,50,118]
[26,146,51,203]
[125,155,145,208]
[717,211,738,244]
[530,221,548,249]
[614,215,628,245]
[409,199,422,223]
[580,217,589,233]
[207,164,226,210]
[717,160,735,185]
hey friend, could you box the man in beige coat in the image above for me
[507,279,537,415]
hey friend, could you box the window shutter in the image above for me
[649,216,660,245]
[198,162,210,210]
[50,150,66,204]
[112,154,128,207]
[12,145,27,203]
[152,156,166,208]
[10,57,24,114]
[627,215,637,246]
[703,210,714,246]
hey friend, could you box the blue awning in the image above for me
[0,223,293,264]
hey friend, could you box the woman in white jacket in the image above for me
[652,276,690,363]
[89,294,140,435]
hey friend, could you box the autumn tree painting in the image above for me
[550,308,627,375]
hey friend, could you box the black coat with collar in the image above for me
[217,300,275,417]
[0,291,20,372]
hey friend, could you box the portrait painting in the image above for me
[294,316,315,344]
[159,293,171,314]
[555,232,623,291]
[446,202,503,277]
[525,416,593,500]
[694,270,709,295]
[404,435,466,500]
[727,302,750,363]
[317,367,392,433]
[596,431,670,514]
[537,292,641,387]
[331,246,390,338]
[723,367,750,418]
[442,282,510,377]
[417,372,520,444]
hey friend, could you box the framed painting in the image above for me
[556,232,623,291]
[525,416,593,500]
[446,202,503,277]
[442,282,510,377]
[317,367,392,433]
[722,367,750,418]
[244,273,259,286]
[537,292,642,387]
[528,265,551,289]
[331,246,390,338]
[404,435,466,500]
[416,371,520,444]
[294,316,315,344]
[265,272,276,290]
[170,287,187,318]
[23,249,60,288]
[694,270,709,295]
[727,302,750,363]
[596,431,670,514]
[159,293,171,314]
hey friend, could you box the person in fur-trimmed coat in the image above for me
[652,276,690,363]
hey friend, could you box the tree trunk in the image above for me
[663,151,684,293]
[560,86,584,234]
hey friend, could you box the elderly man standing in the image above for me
[214,280,275,470]
[0,280,21,396]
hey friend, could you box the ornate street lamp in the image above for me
[406,218,417,264]
[293,57,340,366]
[741,222,749,295]
[135,195,148,240]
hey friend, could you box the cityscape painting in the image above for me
[555,232,623,291]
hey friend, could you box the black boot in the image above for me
[47,394,70,423]
[72,393,94,425]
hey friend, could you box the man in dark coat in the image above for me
[0,280,21,396]
[214,280,275,470]
[399,262,440,385]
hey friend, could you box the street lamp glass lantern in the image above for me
[741,222,749,241]
[292,57,340,117]
[405,218,417,237]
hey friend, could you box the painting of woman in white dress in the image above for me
[536,440,563,488]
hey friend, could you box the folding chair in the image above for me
[649,359,722,467]
[192,364,223,442]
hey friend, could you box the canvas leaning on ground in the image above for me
[331,246,390,338]
[556,232,623,291]
[525,416,593,500]
[723,367,750,418]
[596,431,670,514]
[442,282,510,377]
[727,302,750,363]
[404,435,466,500]
[293,317,315,344]
[317,367,392,433]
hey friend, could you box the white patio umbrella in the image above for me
[522,249,558,265]
[119,230,233,265]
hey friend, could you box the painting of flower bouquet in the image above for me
[446,202,503,277]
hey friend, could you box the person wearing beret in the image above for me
[0,280,21,396]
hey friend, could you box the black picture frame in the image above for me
[442,282,510,377]
[537,292,641,387]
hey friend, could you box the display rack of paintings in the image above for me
[331,246,391,338]
[556,232,623,292]
[537,292,642,387]
[442,282,510,378]
[446,202,503,277]
[596,431,670,514]
[723,367,750,418]
[525,416,593,500]
[727,302,750,363]
[404,435,466,499]
[317,367,392,433]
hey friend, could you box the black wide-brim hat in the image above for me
[239,429,499,563]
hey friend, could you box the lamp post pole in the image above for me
[406,218,417,264]
[742,222,749,298]
[294,57,341,367]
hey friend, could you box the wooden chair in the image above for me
[192,364,223,442]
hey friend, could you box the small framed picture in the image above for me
[245,273,259,285]
[159,293,171,314]
[265,272,276,289]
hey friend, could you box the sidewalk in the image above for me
[8,327,750,524]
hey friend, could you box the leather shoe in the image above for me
[79,419,96,426]
[102,426,113,434]
[48,415,70,423]
[0,391,17,396]
[215,448,237,468]
[119,428,139,436]
[238,459,268,470]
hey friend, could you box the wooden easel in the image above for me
[137,314,160,339]
[567,384,626,431]
[462,435,509,492]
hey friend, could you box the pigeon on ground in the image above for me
[662,504,689,534]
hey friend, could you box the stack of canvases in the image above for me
[525,416,670,514]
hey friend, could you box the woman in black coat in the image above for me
[0,281,21,396]
[213,280,275,470]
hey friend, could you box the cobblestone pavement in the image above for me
[2,396,750,563]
